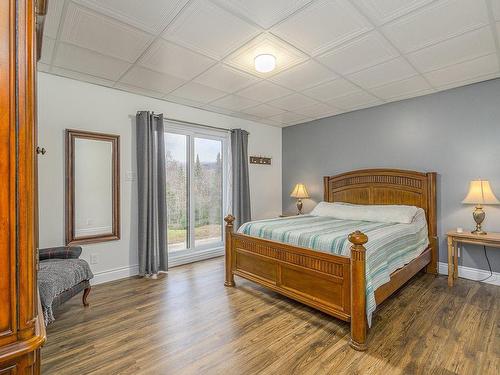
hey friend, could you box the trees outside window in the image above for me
[165,128,225,253]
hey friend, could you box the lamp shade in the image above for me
[462,180,500,205]
[290,183,310,199]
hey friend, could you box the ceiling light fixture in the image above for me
[254,54,276,73]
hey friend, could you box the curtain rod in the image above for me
[152,113,234,134]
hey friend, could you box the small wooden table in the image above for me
[447,230,500,286]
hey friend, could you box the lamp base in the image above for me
[472,206,487,235]
[296,199,303,215]
[471,229,487,235]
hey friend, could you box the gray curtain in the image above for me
[231,129,251,229]
[136,111,168,276]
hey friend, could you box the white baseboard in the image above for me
[90,248,224,285]
[168,247,224,268]
[91,264,139,285]
[438,262,500,286]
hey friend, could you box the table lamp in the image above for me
[462,180,499,235]
[290,183,309,215]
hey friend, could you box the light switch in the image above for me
[126,171,137,181]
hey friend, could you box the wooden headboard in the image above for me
[324,169,438,272]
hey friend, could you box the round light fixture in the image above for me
[254,54,276,73]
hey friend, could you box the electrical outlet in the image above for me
[90,253,98,265]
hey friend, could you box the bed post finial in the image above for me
[348,230,368,351]
[224,215,235,287]
[224,214,235,227]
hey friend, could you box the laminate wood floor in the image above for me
[42,257,499,375]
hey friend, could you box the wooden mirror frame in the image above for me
[65,129,120,245]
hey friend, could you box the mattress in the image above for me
[238,209,429,326]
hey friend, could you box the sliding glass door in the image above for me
[165,123,227,256]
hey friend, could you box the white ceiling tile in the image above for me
[210,94,260,111]
[202,104,237,116]
[60,3,153,63]
[423,54,499,87]
[169,82,227,103]
[369,76,431,99]
[120,66,186,94]
[241,104,286,118]
[114,82,165,99]
[269,111,310,124]
[44,0,65,38]
[38,0,500,121]
[212,0,313,29]
[407,27,496,73]
[224,33,308,78]
[51,66,116,87]
[267,93,319,111]
[163,95,207,109]
[310,110,345,121]
[385,88,435,103]
[303,78,360,101]
[139,39,215,79]
[347,57,417,89]
[316,31,399,75]
[236,81,293,102]
[269,60,336,91]
[382,0,490,53]
[40,37,55,64]
[259,118,285,127]
[235,112,265,122]
[348,101,385,112]
[293,102,340,117]
[53,42,131,80]
[164,0,260,59]
[286,118,314,126]
[352,0,434,25]
[75,0,190,34]
[434,72,500,91]
[326,90,381,110]
[271,0,372,56]
[194,64,260,93]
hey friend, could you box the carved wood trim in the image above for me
[331,174,423,190]
[235,237,346,278]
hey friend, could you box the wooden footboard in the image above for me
[224,215,369,350]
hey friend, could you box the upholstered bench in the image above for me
[38,246,94,325]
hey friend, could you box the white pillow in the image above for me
[310,201,418,224]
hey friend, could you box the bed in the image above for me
[223,169,438,351]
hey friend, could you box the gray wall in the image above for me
[282,78,500,272]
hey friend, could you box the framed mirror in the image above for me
[66,129,120,245]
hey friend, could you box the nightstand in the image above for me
[446,230,500,286]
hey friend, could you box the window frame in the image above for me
[164,121,229,260]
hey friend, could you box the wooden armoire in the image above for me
[0,0,47,373]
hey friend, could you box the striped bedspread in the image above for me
[238,210,429,326]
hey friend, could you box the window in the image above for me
[165,122,228,256]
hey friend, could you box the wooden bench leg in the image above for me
[82,286,91,307]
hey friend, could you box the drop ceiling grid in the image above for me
[39,0,500,127]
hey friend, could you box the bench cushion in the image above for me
[39,258,94,324]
